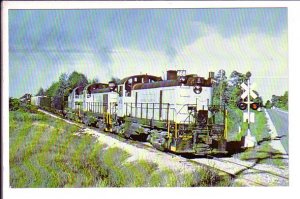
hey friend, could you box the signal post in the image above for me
[238,72,258,148]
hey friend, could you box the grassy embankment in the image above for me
[10,110,231,187]
[226,108,287,168]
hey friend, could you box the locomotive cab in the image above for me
[117,74,162,118]
[68,86,84,110]
[83,83,108,111]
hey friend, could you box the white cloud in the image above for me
[40,25,287,101]
[96,25,288,101]
[174,27,288,100]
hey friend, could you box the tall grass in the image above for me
[10,110,231,187]
[227,108,269,142]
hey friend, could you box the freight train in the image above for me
[34,70,228,155]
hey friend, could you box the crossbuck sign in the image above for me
[241,80,257,123]
[241,82,257,100]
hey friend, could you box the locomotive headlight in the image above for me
[193,77,203,94]
[193,85,202,94]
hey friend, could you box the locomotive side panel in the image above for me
[84,92,118,115]
[129,85,213,124]
[68,87,84,110]
[131,88,161,120]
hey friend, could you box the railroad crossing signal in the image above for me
[237,101,247,110]
[237,82,259,111]
[237,101,259,111]
[250,103,259,110]
[238,73,257,148]
[240,82,257,100]
[238,81,257,123]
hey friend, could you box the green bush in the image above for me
[9,97,38,113]
[9,98,21,111]
[227,106,269,142]
[82,111,98,126]
[65,108,81,122]
[20,103,38,113]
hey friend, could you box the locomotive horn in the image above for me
[177,70,187,85]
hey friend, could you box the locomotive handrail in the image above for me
[176,103,197,114]
[124,102,176,122]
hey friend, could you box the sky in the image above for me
[9,8,288,101]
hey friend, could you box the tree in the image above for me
[214,69,227,84]
[228,70,247,87]
[270,91,288,110]
[282,91,288,110]
[271,95,280,107]
[89,77,99,84]
[212,69,226,105]
[111,77,121,84]
[52,73,69,110]
[45,81,60,97]
[68,71,89,90]
[265,100,272,109]
[45,73,70,110]
[36,87,45,96]
[212,70,263,109]
[9,97,20,111]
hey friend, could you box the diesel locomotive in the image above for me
[37,70,228,155]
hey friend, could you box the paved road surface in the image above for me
[267,109,288,153]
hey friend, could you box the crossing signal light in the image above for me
[237,102,247,110]
[250,103,259,110]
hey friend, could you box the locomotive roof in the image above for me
[73,86,85,95]
[84,83,109,93]
[132,75,212,90]
[90,87,111,93]
[133,80,180,90]
[120,74,162,84]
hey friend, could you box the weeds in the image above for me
[227,108,270,142]
[10,110,231,187]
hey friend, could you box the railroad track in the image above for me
[187,154,288,186]
[38,109,289,186]
[81,125,289,186]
